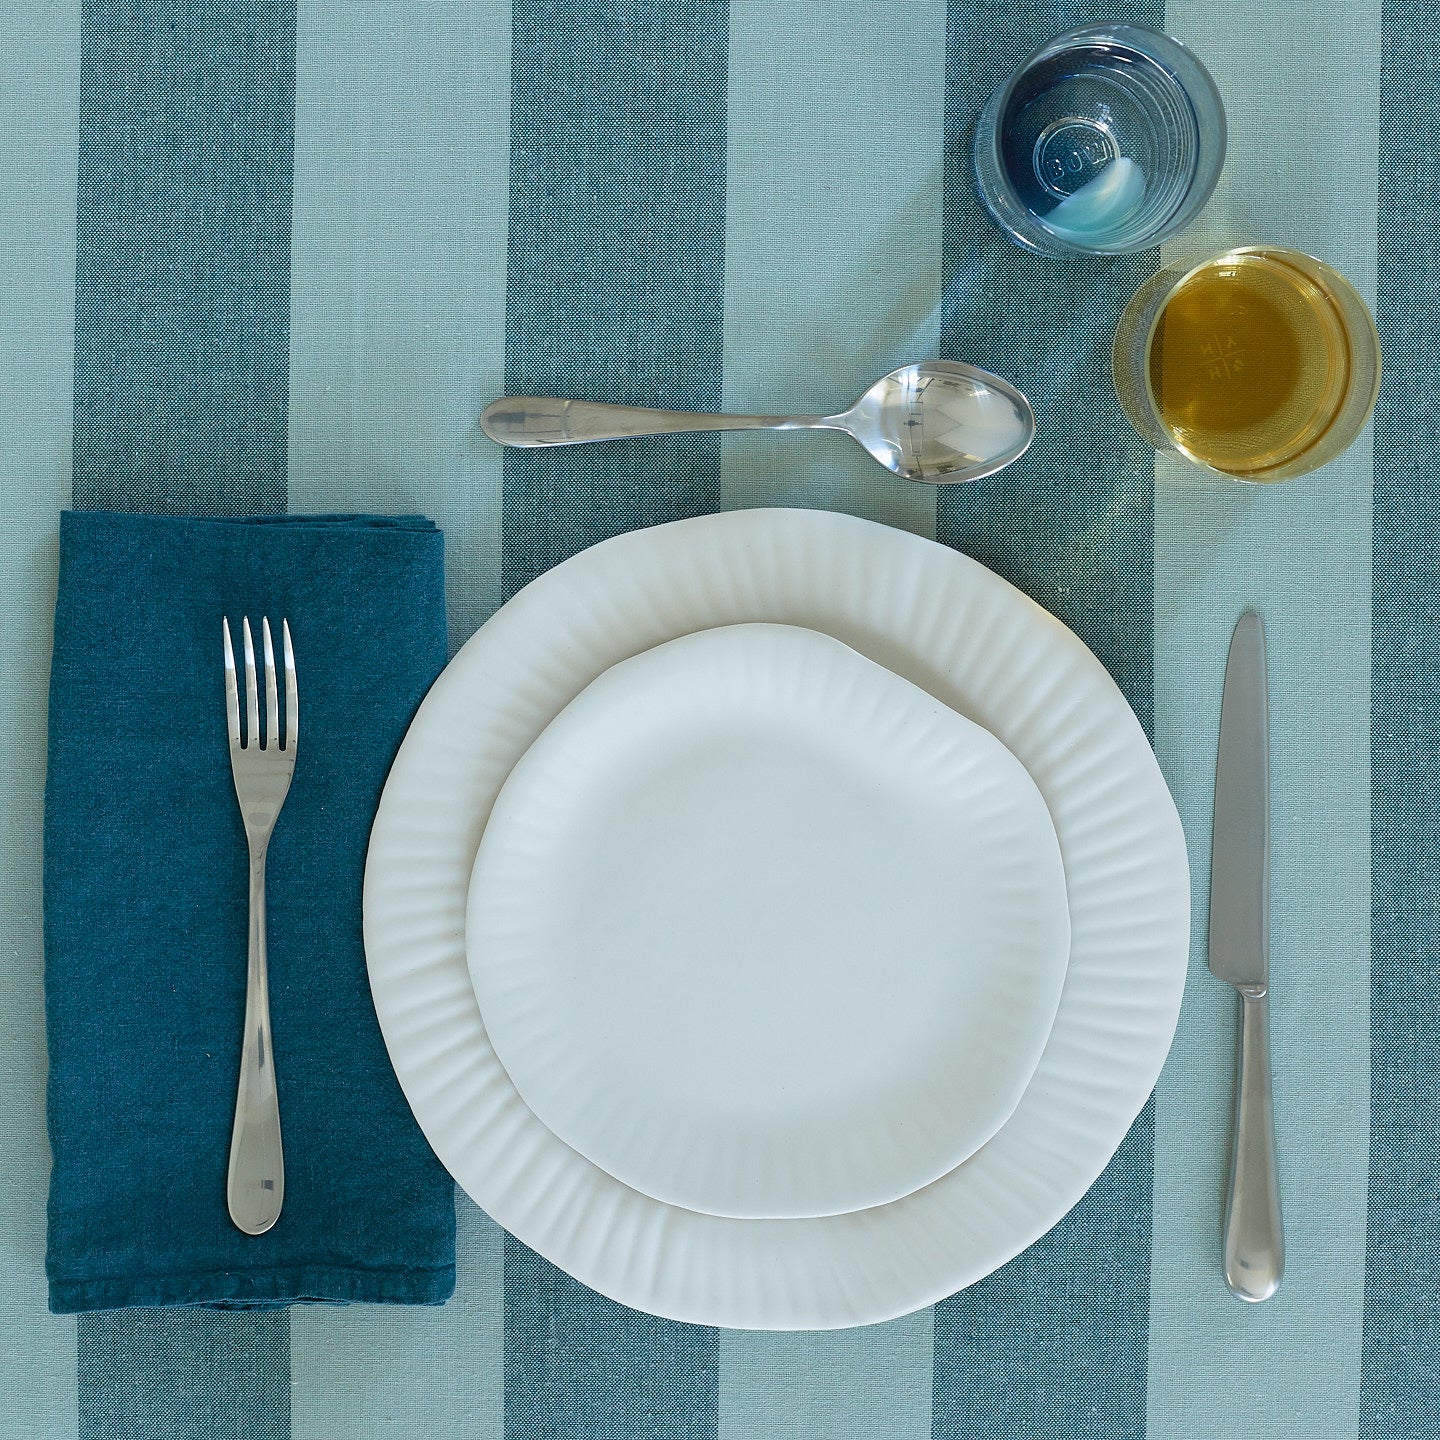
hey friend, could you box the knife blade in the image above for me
[1210,611,1269,989]
[1208,609,1283,1301]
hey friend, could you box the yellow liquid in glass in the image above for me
[1149,252,1351,477]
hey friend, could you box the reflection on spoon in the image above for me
[480,361,1036,484]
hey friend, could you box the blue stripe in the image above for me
[1362,0,1440,1429]
[500,0,728,599]
[937,1,1159,723]
[2,2,81,1427]
[932,1120,1153,1440]
[934,4,1158,1436]
[71,0,296,1432]
[78,1311,289,1440]
[500,1,724,1431]
[505,1240,718,1440]
[72,0,295,515]
[719,1316,934,1440]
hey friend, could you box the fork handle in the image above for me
[227,845,284,1234]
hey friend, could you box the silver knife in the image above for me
[1209,610,1283,1302]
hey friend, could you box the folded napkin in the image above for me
[45,512,455,1312]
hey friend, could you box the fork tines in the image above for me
[222,616,297,752]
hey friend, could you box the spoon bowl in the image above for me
[480,361,1036,485]
[835,361,1035,483]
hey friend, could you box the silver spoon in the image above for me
[480,361,1035,484]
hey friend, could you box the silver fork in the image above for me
[222,616,298,1236]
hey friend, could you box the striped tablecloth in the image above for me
[1,0,1433,1436]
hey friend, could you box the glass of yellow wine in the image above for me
[1112,247,1380,480]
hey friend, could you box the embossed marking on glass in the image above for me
[223,616,297,1236]
[480,361,1036,484]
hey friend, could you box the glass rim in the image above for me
[976,23,1227,257]
[1134,246,1381,481]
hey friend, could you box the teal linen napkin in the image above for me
[44,512,456,1312]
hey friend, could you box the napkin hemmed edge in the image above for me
[48,1262,457,1314]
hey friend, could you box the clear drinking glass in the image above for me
[1111,247,1381,481]
[973,25,1226,256]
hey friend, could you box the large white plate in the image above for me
[465,622,1072,1221]
[364,508,1190,1329]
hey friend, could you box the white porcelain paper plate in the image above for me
[465,623,1071,1221]
[364,508,1190,1329]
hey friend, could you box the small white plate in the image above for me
[364,508,1190,1329]
[465,623,1071,1221]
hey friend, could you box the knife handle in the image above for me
[1224,988,1284,1301]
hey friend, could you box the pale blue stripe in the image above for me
[718,5,940,1423]
[287,0,510,647]
[292,1204,504,1440]
[719,0,944,538]
[1147,3,1378,1436]
[287,2,508,1427]
[720,1316,933,1440]
[0,3,79,1434]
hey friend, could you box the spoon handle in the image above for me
[482,396,831,447]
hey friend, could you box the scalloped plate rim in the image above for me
[363,507,1190,1330]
